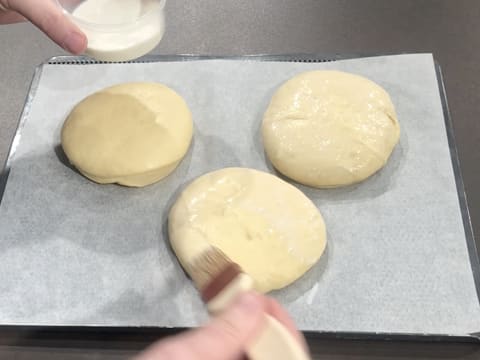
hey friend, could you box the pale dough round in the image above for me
[61,82,193,187]
[168,167,327,293]
[262,71,400,188]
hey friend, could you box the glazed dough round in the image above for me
[168,167,327,293]
[61,82,193,187]
[262,71,400,188]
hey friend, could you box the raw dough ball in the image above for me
[61,82,193,187]
[262,71,400,188]
[168,167,327,293]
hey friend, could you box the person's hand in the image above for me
[0,0,87,54]
[136,291,308,360]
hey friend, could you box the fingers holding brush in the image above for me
[136,292,265,360]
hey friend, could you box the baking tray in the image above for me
[0,54,479,344]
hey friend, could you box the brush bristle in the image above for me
[187,247,233,289]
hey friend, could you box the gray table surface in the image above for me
[1,0,479,359]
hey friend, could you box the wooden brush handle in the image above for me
[247,314,311,360]
[207,274,311,360]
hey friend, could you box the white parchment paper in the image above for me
[0,54,478,335]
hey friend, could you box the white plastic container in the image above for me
[57,0,166,62]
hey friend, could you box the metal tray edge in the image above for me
[434,62,480,304]
[0,325,478,345]
[44,52,419,65]
[0,62,45,203]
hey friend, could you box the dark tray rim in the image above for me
[1,53,479,344]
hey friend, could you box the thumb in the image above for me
[137,292,265,360]
[7,0,87,54]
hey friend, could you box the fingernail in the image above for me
[235,292,261,314]
[62,31,86,54]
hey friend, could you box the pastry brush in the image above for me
[185,246,311,360]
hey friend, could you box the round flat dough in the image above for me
[168,167,327,293]
[61,82,193,187]
[262,70,400,188]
